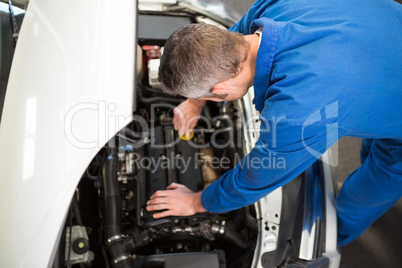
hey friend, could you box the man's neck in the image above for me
[243,33,260,86]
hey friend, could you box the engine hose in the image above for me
[118,126,143,140]
[102,147,134,268]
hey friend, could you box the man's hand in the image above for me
[173,99,207,138]
[146,183,207,218]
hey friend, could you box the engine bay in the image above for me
[59,36,259,268]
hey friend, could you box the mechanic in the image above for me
[146,0,402,246]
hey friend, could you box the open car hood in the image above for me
[0,0,136,266]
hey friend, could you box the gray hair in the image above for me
[158,23,248,98]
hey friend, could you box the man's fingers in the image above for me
[173,112,183,130]
[150,184,183,199]
[146,183,199,218]
[152,210,173,219]
[173,106,182,116]
[179,127,186,137]
[150,190,170,199]
[146,203,170,211]
[173,117,183,132]
[172,114,178,129]
[147,197,167,205]
[185,131,191,139]
[174,114,186,136]
[173,107,184,120]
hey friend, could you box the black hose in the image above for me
[134,146,147,207]
[86,168,100,181]
[118,127,143,140]
[142,218,172,228]
[86,154,104,181]
[102,147,134,268]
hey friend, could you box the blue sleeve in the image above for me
[229,0,276,34]
[201,102,343,213]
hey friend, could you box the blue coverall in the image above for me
[201,0,402,246]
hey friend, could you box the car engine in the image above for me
[57,40,258,268]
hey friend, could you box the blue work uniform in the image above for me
[201,0,402,246]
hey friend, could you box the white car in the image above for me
[0,0,340,267]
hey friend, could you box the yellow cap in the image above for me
[179,131,194,141]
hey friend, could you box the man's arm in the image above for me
[200,105,342,212]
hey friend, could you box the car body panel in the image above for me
[0,0,136,266]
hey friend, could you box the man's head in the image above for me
[158,23,251,100]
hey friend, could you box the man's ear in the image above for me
[211,80,234,96]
